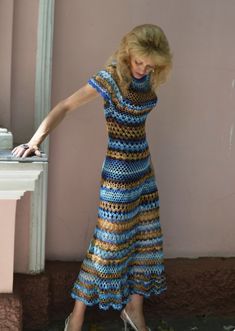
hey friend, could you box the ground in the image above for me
[24,313,235,331]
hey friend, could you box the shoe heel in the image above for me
[122,319,128,331]
[64,313,71,331]
[120,309,138,331]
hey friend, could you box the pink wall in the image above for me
[1,1,235,265]
[46,0,235,260]
[0,0,14,129]
[11,0,39,144]
[0,200,17,292]
[0,1,39,277]
[14,192,31,272]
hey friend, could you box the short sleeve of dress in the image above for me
[88,67,116,102]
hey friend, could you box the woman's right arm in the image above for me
[12,83,99,158]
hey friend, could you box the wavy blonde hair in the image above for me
[106,24,173,91]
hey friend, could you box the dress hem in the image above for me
[71,286,167,311]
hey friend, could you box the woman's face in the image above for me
[129,54,156,79]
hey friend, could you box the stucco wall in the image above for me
[1,0,235,263]
[46,0,235,260]
[0,0,14,129]
[10,0,39,144]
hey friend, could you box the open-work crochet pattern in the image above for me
[71,64,167,310]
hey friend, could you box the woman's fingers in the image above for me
[11,144,41,158]
[11,145,26,158]
[24,147,41,158]
[22,147,35,158]
[34,149,41,157]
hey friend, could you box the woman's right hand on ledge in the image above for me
[11,143,41,158]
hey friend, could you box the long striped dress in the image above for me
[71,64,167,310]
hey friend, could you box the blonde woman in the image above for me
[12,24,172,331]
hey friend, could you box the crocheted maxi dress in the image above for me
[71,64,167,310]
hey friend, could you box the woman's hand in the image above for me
[11,143,41,158]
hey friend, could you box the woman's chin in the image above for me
[132,73,145,79]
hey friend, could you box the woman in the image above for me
[12,24,172,331]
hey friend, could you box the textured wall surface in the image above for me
[12,257,235,330]
[14,273,49,330]
[0,293,22,331]
[147,257,235,317]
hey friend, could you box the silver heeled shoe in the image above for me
[64,313,72,331]
[120,308,151,331]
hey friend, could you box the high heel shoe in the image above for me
[120,308,151,331]
[64,313,72,331]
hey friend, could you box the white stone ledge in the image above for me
[0,170,42,192]
[0,191,25,199]
[0,163,44,199]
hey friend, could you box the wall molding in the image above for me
[35,0,55,155]
[31,0,55,273]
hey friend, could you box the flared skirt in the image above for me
[71,155,167,310]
